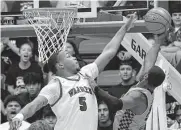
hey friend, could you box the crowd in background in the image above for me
[1,0,181,130]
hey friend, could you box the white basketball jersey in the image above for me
[50,74,98,130]
[113,88,153,130]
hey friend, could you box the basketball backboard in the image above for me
[1,0,154,38]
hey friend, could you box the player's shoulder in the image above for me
[48,78,62,86]
[127,89,144,100]
[80,62,98,74]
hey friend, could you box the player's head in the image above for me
[24,72,42,97]
[19,42,33,63]
[43,105,57,129]
[147,66,165,88]
[171,4,181,27]
[43,50,80,76]
[119,60,134,82]
[4,95,23,121]
[98,101,110,124]
[28,120,52,130]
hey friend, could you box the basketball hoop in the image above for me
[23,8,77,63]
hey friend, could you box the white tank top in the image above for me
[50,74,98,130]
[113,88,153,130]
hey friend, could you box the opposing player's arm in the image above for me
[136,34,165,80]
[95,87,141,112]
[95,87,123,112]
[94,13,137,74]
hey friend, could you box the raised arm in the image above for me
[95,13,137,73]
[136,34,165,80]
[11,95,48,129]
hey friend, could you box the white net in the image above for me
[23,8,77,63]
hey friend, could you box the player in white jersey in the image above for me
[95,34,166,130]
[10,13,137,130]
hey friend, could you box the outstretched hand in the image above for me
[125,12,138,31]
[9,117,22,130]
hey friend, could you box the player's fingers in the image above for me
[14,120,20,130]
[11,120,16,129]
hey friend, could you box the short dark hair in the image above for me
[24,72,42,85]
[66,40,82,60]
[19,42,33,50]
[119,60,133,69]
[28,120,52,130]
[98,100,107,106]
[170,4,181,14]
[4,95,23,108]
[43,105,56,118]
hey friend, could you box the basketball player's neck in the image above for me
[56,70,76,78]
[144,84,154,93]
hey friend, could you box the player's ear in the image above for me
[56,62,64,69]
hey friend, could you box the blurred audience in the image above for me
[42,105,57,130]
[18,72,43,123]
[0,95,30,130]
[169,105,181,129]
[5,42,43,95]
[66,40,87,68]
[161,4,181,68]
[98,101,113,130]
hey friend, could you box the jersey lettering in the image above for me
[79,97,87,111]
[68,86,93,97]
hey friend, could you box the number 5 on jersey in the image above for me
[79,97,87,111]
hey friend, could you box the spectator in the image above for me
[5,42,43,95]
[18,72,42,105]
[108,59,138,99]
[0,95,30,130]
[66,40,87,68]
[1,89,10,123]
[18,72,43,123]
[169,105,181,129]
[160,4,181,67]
[28,120,52,130]
[42,105,57,130]
[98,100,113,130]
[1,38,12,90]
